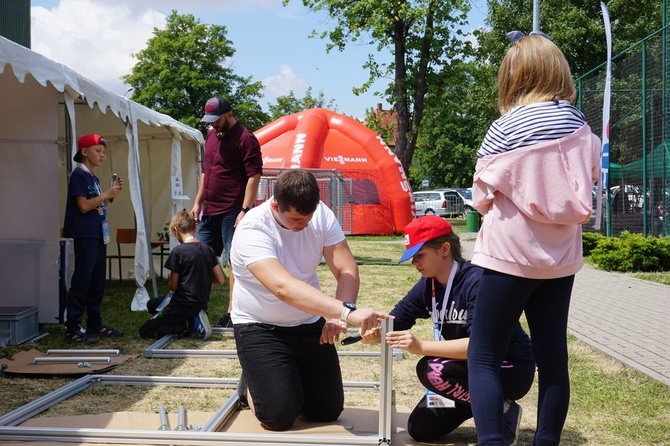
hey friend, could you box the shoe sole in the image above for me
[196,311,212,340]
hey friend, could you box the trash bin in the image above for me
[466,211,480,232]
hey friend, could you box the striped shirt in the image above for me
[477,100,586,157]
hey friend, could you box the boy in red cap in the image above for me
[62,134,123,343]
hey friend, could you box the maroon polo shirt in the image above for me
[201,120,263,216]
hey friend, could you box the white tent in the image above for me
[0,36,204,323]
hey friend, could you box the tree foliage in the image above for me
[283,0,472,175]
[123,11,269,134]
[267,87,337,121]
[415,0,665,191]
[467,0,666,183]
[413,59,498,189]
[476,0,663,81]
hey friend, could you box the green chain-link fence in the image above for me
[577,25,669,237]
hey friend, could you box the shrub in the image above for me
[582,231,607,256]
[590,231,670,272]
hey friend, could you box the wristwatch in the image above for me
[340,301,357,324]
[242,206,251,213]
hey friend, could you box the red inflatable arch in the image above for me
[255,108,414,235]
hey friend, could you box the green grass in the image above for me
[627,271,670,285]
[565,338,670,444]
[584,257,670,285]
[0,228,669,444]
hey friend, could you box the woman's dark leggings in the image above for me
[408,357,534,442]
[468,270,574,446]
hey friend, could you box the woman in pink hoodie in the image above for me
[467,31,601,446]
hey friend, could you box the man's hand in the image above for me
[190,204,201,221]
[234,210,247,227]
[346,308,391,336]
[320,319,347,345]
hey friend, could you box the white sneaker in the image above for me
[193,310,212,340]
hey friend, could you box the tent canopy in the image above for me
[0,36,204,322]
[610,141,670,182]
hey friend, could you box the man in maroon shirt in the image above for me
[191,96,263,326]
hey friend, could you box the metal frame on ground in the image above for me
[144,325,403,360]
[0,319,394,445]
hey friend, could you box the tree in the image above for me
[476,0,663,84]
[123,11,269,134]
[284,0,472,175]
[412,0,665,191]
[473,0,665,174]
[267,87,337,121]
[413,59,498,189]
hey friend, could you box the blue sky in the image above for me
[31,0,486,120]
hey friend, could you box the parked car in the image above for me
[451,188,475,213]
[413,189,465,217]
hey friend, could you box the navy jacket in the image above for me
[390,260,535,373]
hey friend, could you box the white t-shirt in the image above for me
[230,199,345,326]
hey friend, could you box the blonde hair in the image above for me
[169,210,196,234]
[498,35,576,114]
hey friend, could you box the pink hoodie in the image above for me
[472,125,601,279]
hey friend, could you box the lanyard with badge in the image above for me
[425,259,459,408]
[81,165,110,244]
[96,182,110,245]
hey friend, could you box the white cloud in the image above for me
[29,0,377,119]
[262,64,308,98]
[31,0,166,95]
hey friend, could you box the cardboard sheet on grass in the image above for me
[1,349,135,375]
[3,406,438,446]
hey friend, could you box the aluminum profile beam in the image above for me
[33,356,112,364]
[0,427,389,445]
[144,326,402,360]
[378,317,393,445]
[46,349,121,356]
[0,321,395,445]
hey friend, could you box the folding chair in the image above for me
[107,228,136,284]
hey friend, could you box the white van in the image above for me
[413,190,465,217]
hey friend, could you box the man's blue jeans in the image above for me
[197,210,238,265]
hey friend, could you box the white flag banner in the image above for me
[595,1,612,230]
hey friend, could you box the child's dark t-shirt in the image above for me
[63,167,105,238]
[165,242,218,312]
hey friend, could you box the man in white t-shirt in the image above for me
[230,169,388,431]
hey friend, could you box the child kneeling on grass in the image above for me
[139,211,224,339]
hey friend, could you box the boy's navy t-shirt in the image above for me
[63,167,105,238]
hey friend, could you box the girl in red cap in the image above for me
[361,215,535,444]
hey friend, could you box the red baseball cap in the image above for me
[74,134,106,162]
[399,216,453,263]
